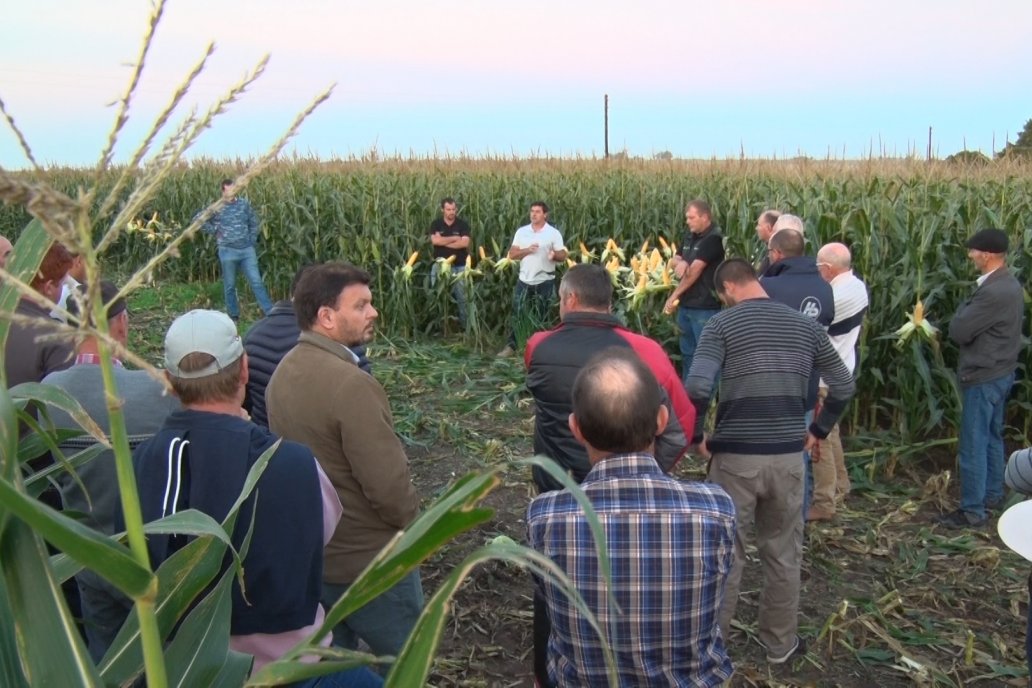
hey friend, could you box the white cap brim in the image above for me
[998,501,1032,562]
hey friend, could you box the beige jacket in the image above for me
[266,331,419,583]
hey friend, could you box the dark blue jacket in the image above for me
[761,256,835,407]
[131,410,324,635]
[243,301,371,426]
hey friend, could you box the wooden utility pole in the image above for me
[604,94,609,159]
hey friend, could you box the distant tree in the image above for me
[996,118,1032,159]
[946,150,991,166]
[653,150,673,161]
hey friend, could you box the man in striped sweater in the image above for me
[686,258,855,664]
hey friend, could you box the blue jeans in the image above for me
[218,245,273,318]
[676,307,720,386]
[293,666,383,688]
[430,265,467,328]
[320,570,423,660]
[958,371,1015,520]
[509,279,555,349]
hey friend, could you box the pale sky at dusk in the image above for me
[1,0,1029,167]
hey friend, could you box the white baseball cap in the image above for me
[164,309,244,379]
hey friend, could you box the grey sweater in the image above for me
[43,363,180,534]
[948,267,1024,386]
[686,298,855,455]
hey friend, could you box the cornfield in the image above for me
[3,157,1030,442]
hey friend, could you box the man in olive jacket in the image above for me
[939,229,1024,528]
[266,262,421,658]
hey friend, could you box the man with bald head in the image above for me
[813,242,869,520]
[528,347,735,686]
[0,234,12,269]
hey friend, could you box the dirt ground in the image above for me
[387,347,1030,688]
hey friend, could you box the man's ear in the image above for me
[655,404,669,436]
[164,371,181,399]
[239,352,250,389]
[568,412,586,446]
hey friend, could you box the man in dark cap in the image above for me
[938,229,1024,528]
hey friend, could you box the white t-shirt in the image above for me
[512,223,565,285]
[826,270,869,374]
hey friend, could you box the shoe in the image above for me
[495,345,515,358]
[806,507,835,522]
[766,636,804,664]
[936,509,986,529]
[985,496,1006,513]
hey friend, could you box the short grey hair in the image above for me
[772,213,804,235]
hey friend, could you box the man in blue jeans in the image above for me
[199,179,274,321]
[663,199,725,387]
[939,228,1023,528]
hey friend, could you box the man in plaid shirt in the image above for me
[527,347,736,687]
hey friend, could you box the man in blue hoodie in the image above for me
[199,179,274,321]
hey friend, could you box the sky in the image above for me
[1,0,1030,168]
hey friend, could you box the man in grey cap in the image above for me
[130,310,382,684]
[938,228,1024,528]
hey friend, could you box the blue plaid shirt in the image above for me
[527,453,736,687]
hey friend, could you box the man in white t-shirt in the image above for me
[811,242,869,520]
[497,201,567,357]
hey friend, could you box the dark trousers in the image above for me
[533,586,554,687]
[508,279,555,349]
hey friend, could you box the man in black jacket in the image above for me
[939,229,1024,528]
[243,265,371,426]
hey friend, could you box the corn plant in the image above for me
[0,4,621,687]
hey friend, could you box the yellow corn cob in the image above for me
[649,248,663,271]
[478,246,487,260]
[444,254,457,266]
[567,258,576,268]
[465,255,472,270]
[640,239,649,254]
[405,251,419,268]
[662,266,671,286]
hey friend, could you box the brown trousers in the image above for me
[812,388,852,513]
[709,451,804,657]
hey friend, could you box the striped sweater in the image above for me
[686,298,855,455]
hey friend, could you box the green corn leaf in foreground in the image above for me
[0,475,154,599]
[51,508,243,584]
[385,537,619,688]
[315,468,501,629]
[100,440,277,684]
[0,517,102,686]
[163,569,248,688]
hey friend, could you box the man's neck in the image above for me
[531,221,546,231]
[981,261,1004,276]
[691,223,711,235]
[185,399,247,417]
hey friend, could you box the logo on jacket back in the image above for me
[800,297,822,320]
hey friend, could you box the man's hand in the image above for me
[663,294,680,315]
[805,432,821,462]
[695,435,711,460]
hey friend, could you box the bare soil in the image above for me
[395,353,1030,688]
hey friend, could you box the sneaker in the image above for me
[766,636,804,664]
[495,345,515,358]
[806,507,835,522]
[936,508,986,529]
[985,496,1006,514]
